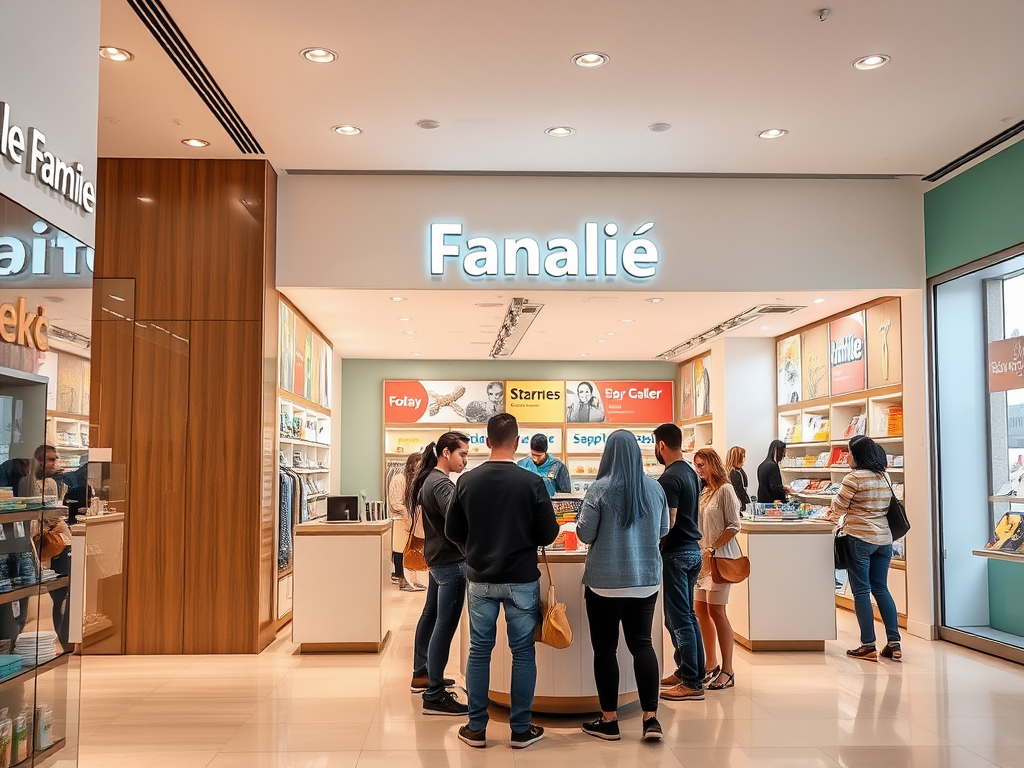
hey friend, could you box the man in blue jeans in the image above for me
[445,413,559,749]
[653,423,707,701]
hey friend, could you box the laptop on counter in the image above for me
[326,495,361,523]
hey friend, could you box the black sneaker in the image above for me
[642,716,663,742]
[458,725,486,748]
[510,724,544,749]
[422,690,468,716]
[410,675,456,693]
[581,718,620,741]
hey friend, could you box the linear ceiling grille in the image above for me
[126,0,264,154]
[923,119,1024,182]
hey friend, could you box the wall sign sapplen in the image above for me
[429,221,659,279]
[0,101,97,214]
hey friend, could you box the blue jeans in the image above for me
[466,580,540,733]
[846,537,901,646]
[663,546,705,688]
[421,562,467,700]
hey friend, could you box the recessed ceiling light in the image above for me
[181,138,209,148]
[761,325,772,331]
[647,123,672,133]
[301,47,338,63]
[99,46,134,62]
[545,126,576,138]
[758,129,788,139]
[579,353,589,357]
[332,125,362,136]
[398,317,411,322]
[416,119,441,130]
[645,298,664,303]
[814,298,826,304]
[403,330,415,335]
[411,352,421,356]
[571,52,610,68]
[391,296,405,302]
[597,339,607,343]
[606,332,616,336]
[620,319,634,323]
[852,54,890,71]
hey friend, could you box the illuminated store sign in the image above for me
[0,298,50,351]
[0,101,97,214]
[0,220,94,279]
[429,222,659,280]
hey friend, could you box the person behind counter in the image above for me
[756,440,789,503]
[827,435,902,663]
[692,448,742,691]
[517,434,571,497]
[726,446,751,512]
[408,432,470,716]
[387,454,426,592]
[577,429,670,743]
[653,423,706,704]
[446,413,557,750]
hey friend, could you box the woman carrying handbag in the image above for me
[692,448,742,691]
[826,435,902,662]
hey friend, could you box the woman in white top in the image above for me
[692,448,742,691]
[387,454,425,591]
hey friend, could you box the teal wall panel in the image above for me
[989,558,1024,637]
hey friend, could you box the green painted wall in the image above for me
[340,359,680,497]
[925,138,1024,277]
[989,559,1024,637]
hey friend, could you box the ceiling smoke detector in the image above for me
[416,119,441,130]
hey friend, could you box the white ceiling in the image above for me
[98,0,1024,175]
[282,288,892,361]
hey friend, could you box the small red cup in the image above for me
[564,530,578,551]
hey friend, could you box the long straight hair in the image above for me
[595,430,650,528]
[401,453,421,507]
[725,446,745,473]
[694,448,730,495]
[848,435,888,474]
[765,439,786,463]
[407,431,469,514]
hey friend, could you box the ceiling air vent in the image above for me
[749,304,806,315]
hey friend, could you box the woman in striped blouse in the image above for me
[827,435,902,662]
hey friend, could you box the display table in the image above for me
[728,518,837,651]
[459,550,663,714]
[292,520,392,653]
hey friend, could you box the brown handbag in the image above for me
[33,519,70,561]
[710,541,751,584]
[535,549,572,649]
[403,534,428,572]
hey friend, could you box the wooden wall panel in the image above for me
[94,160,194,321]
[126,321,191,655]
[190,161,266,322]
[183,321,263,653]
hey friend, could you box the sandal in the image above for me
[880,644,902,662]
[703,665,720,684]
[707,671,734,690]
[846,644,878,662]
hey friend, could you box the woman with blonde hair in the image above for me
[725,446,751,512]
[387,454,426,591]
[692,448,742,690]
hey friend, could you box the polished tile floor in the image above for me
[71,589,1024,768]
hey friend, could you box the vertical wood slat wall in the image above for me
[91,159,278,654]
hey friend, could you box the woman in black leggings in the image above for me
[576,430,671,742]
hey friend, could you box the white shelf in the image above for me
[289,468,330,475]
[990,495,1023,504]
[55,445,89,451]
[280,437,330,448]
[782,467,834,473]
[972,548,1024,563]
[792,492,839,501]
[785,442,831,449]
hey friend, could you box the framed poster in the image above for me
[694,355,711,417]
[384,380,504,423]
[866,299,903,389]
[777,335,801,406]
[801,324,830,401]
[592,381,674,424]
[566,381,606,423]
[680,362,694,420]
[505,381,563,423]
[829,311,867,396]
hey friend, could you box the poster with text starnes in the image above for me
[829,312,867,396]
[383,380,505,423]
[505,381,565,423]
[592,381,674,423]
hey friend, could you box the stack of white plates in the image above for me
[14,632,59,667]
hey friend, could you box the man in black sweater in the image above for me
[446,413,558,750]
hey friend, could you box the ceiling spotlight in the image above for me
[579,353,589,357]
[545,126,576,138]
[571,52,610,68]
[301,47,338,63]
[411,352,421,356]
[647,123,672,133]
[606,332,616,336]
[758,129,788,139]
[814,298,826,304]
[332,125,362,136]
[620,319,634,323]
[398,317,411,321]
[416,119,441,130]
[391,296,405,302]
[853,54,890,71]
[181,138,209,147]
[597,339,607,343]
[99,46,134,62]
[403,330,415,335]
[761,325,772,331]
[645,298,664,304]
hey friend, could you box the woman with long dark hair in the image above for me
[576,430,670,742]
[693,448,741,691]
[408,431,471,715]
[828,435,902,662]
[387,453,425,591]
[756,439,789,503]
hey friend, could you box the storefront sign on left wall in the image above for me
[0,298,49,351]
[0,100,97,214]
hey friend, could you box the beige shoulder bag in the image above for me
[535,549,573,649]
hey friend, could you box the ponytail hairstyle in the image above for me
[407,431,470,515]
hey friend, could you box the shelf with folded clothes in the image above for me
[0,576,69,608]
[0,653,71,696]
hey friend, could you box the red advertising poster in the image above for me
[829,311,867,396]
[384,380,506,423]
[592,381,675,424]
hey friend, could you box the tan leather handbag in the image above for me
[402,533,428,572]
[710,541,751,584]
[535,549,572,649]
